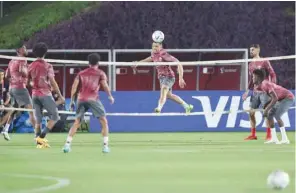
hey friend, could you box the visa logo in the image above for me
[192,96,291,128]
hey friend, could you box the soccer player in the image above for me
[63,53,114,153]
[28,42,64,148]
[4,45,36,140]
[133,41,193,113]
[242,44,277,140]
[252,69,294,144]
[0,69,13,140]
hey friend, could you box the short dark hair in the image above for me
[88,53,100,65]
[253,69,265,80]
[250,44,260,49]
[33,42,48,58]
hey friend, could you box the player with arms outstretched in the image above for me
[4,45,36,140]
[242,44,277,141]
[134,41,193,113]
[28,42,64,148]
[63,53,114,153]
[252,69,294,144]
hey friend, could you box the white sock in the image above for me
[66,136,73,144]
[280,127,288,141]
[271,128,278,140]
[182,102,189,109]
[103,136,109,147]
[3,123,10,133]
[157,103,164,110]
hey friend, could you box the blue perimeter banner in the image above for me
[89,91,295,132]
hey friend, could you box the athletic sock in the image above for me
[3,123,10,133]
[157,103,164,111]
[270,128,278,140]
[280,127,288,141]
[66,136,73,144]
[182,102,189,109]
[103,136,109,147]
[251,128,256,136]
[40,127,50,138]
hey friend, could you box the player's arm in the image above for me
[133,57,153,67]
[100,80,114,104]
[242,68,252,101]
[49,77,63,99]
[70,76,79,105]
[265,61,277,83]
[263,91,278,117]
[4,93,11,106]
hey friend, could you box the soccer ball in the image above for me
[152,30,165,43]
[267,170,290,190]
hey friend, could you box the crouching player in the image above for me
[63,53,114,153]
[252,69,294,144]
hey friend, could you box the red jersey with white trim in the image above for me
[28,59,54,97]
[6,59,28,89]
[77,66,107,101]
[248,60,276,90]
[256,80,294,100]
[151,49,178,78]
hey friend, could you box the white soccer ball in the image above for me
[152,30,165,43]
[267,170,290,190]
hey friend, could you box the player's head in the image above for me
[252,69,265,84]
[152,42,163,53]
[16,44,28,57]
[33,42,48,58]
[88,53,100,66]
[250,44,260,58]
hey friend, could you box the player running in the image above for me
[28,42,64,148]
[133,41,193,113]
[252,69,294,144]
[63,53,114,153]
[4,45,36,140]
[242,44,277,141]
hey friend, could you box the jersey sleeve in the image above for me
[264,61,277,83]
[100,71,107,81]
[47,64,55,78]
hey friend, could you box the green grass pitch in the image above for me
[0,132,294,193]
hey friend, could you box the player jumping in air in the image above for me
[252,69,294,144]
[28,42,64,148]
[242,44,277,141]
[4,45,36,141]
[133,41,193,113]
[63,53,114,153]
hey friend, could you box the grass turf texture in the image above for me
[0,132,294,193]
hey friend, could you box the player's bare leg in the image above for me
[1,111,14,141]
[155,86,169,113]
[63,118,81,153]
[277,119,289,144]
[99,116,110,153]
[264,119,279,144]
[245,111,258,140]
[167,91,193,113]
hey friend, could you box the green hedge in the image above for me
[0,1,95,49]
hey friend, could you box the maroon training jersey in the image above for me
[256,80,294,100]
[28,59,55,97]
[6,59,28,89]
[151,49,178,78]
[77,66,107,101]
[248,60,277,90]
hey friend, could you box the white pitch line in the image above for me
[2,174,70,193]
